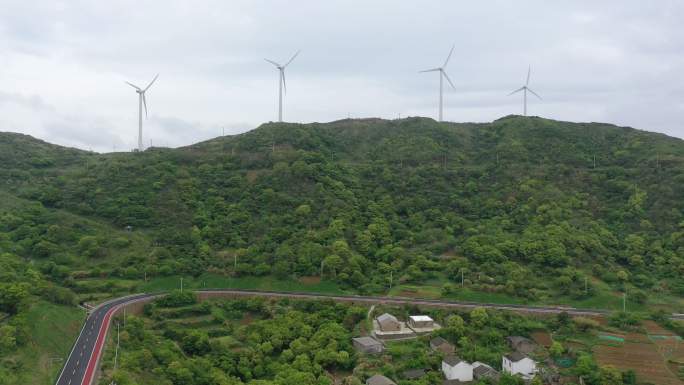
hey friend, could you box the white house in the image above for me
[502,352,537,379]
[441,356,473,381]
[408,315,434,328]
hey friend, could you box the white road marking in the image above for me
[76,360,79,366]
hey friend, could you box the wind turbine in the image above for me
[420,45,456,122]
[508,66,541,116]
[125,74,159,151]
[265,51,300,122]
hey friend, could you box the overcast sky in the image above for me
[1,1,683,152]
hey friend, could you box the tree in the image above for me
[470,307,489,328]
[621,369,637,385]
[0,283,29,314]
[549,341,564,358]
[599,366,622,385]
[0,325,17,351]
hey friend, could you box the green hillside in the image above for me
[1,115,684,382]
[2,116,684,302]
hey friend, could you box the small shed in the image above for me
[472,362,500,381]
[353,336,383,354]
[366,374,397,385]
[431,337,455,354]
[408,315,434,329]
[376,313,401,332]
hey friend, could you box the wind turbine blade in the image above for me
[443,44,455,67]
[142,93,148,117]
[507,87,525,96]
[527,88,542,100]
[419,67,441,73]
[125,81,141,90]
[442,70,456,90]
[526,66,531,86]
[284,50,300,67]
[264,58,281,67]
[281,70,287,94]
[144,73,159,91]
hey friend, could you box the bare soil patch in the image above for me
[594,340,683,385]
[299,276,321,285]
[644,320,676,336]
[531,330,552,347]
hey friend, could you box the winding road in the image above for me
[54,289,684,385]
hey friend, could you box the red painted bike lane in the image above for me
[81,305,120,385]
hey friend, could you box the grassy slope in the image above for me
[8,301,83,385]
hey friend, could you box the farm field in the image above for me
[593,325,684,385]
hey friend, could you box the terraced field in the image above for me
[593,324,683,385]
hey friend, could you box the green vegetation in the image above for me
[1,115,684,382]
[0,301,83,385]
[140,274,344,295]
[101,296,647,385]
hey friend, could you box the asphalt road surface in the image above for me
[54,289,684,385]
[54,293,154,385]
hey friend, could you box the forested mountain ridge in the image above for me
[1,116,683,312]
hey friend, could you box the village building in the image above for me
[442,380,474,385]
[407,315,441,334]
[506,336,538,354]
[352,336,384,354]
[430,337,455,354]
[472,361,500,382]
[502,352,537,379]
[408,315,434,328]
[366,374,397,385]
[373,313,416,340]
[376,313,401,332]
[441,355,474,382]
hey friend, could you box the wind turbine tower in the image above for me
[265,51,300,122]
[508,66,541,116]
[420,45,456,122]
[126,74,159,151]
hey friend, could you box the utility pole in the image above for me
[180,277,183,293]
[389,270,393,290]
[461,269,464,288]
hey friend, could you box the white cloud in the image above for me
[0,0,683,152]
